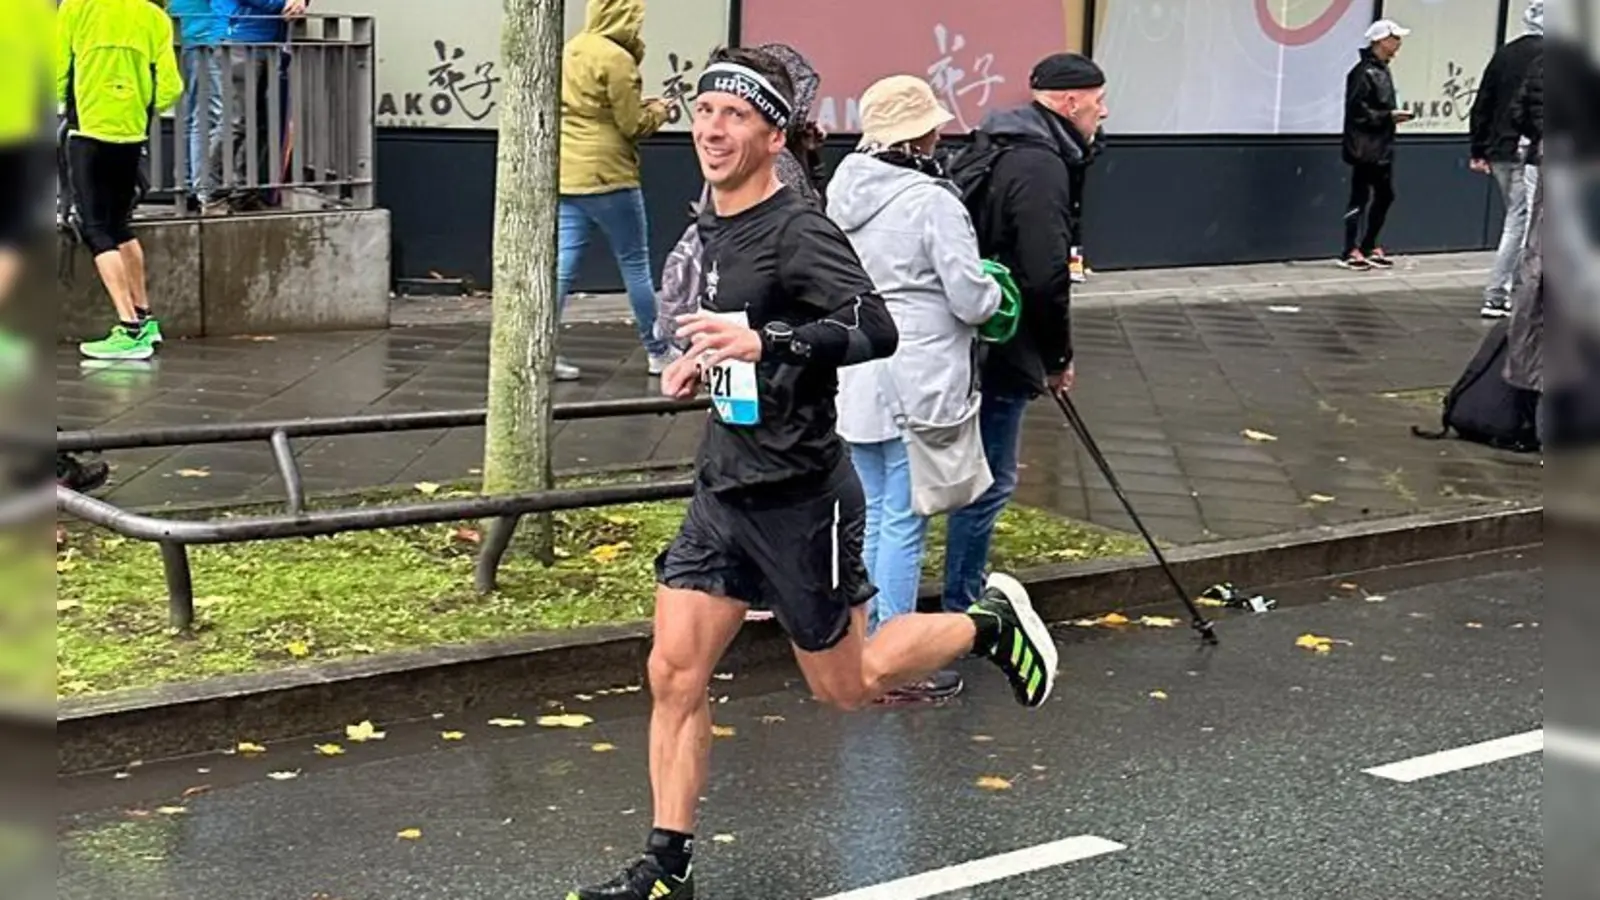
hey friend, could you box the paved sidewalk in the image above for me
[392,251,1499,327]
[57,252,1541,544]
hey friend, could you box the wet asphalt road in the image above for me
[58,565,1542,900]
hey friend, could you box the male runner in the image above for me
[566,48,1061,900]
[57,0,183,360]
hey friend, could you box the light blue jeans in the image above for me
[180,45,225,202]
[849,438,929,634]
[556,187,668,355]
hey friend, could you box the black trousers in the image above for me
[1343,161,1395,257]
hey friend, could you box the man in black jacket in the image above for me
[1470,0,1544,318]
[942,52,1105,612]
[1340,19,1414,270]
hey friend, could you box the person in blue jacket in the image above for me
[218,0,304,208]
[168,0,225,211]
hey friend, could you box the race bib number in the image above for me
[703,310,760,426]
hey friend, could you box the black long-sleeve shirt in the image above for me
[693,186,897,494]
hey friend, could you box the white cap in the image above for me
[1364,19,1412,43]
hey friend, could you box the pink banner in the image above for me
[739,0,1075,134]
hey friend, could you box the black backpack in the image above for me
[1412,320,1541,452]
[942,132,1015,254]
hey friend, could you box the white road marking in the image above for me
[1363,729,1544,782]
[1546,725,1600,771]
[813,835,1126,900]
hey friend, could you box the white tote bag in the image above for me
[882,370,994,517]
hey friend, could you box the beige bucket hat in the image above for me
[858,75,955,148]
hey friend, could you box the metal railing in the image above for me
[145,14,374,215]
[56,396,710,629]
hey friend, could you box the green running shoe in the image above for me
[79,326,155,361]
[969,572,1060,707]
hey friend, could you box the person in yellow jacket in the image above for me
[57,0,183,361]
[553,0,672,382]
[0,0,55,327]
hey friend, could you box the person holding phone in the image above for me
[1339,19,1412,271]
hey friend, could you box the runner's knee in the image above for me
[647,644,713,708]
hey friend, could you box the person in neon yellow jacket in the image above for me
[57,0,183,361]
[0,0,55,329]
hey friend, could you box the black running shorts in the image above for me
[655,460,876,653]
[66,135,144,255]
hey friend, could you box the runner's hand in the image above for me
[282,0,308,17]
[676,312,763,367]
[1469,158,1492,174]
[660,353,702,399]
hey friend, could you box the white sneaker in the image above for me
[553,357,581,381]
[648,348,681,376]
[1480,299,1512,319]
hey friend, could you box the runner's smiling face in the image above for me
[692,93,785,190]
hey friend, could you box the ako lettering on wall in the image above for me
[1401,60,1479,132]
[377,39,502,126]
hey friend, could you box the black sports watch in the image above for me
[760,321,795,360]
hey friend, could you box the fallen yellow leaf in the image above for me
[589,541,632,564]
[1149,690,1169,700]
[1295,633,1347,654]
[759,715,786,724]
[414,481,441,495]
[1307,493,1336,504]
[1465,622,1484,629]
[236,741,267,755]
[1101,612,1130,625]
[174,468,211,478]
[971,734,995,743]
[346,720,386,743]
[711,725,737,738]
[712,834,736,844]
[397,828,422,840]
[488,717,526,728]
[440,731,465,741]
[975,775,1013,791]
[57,598,81,612]
[266,770,300,781]
[1242,429,1279,442]
[314,743,345,756]
[286,640,311,658]
[535,713,594,729]
[1138,615,1179,628]
[591,742,617,753]
[155,806,188,816]
[1195,597,1227,608]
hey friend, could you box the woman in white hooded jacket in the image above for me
[827,75,1002,702]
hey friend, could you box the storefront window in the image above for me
[1092,0,1377,134]
[329,0,731,131]
[738,0,1089,134]
[1383,0,1509,134]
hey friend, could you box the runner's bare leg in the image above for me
[793,606,977,710]
[648,586,747,832]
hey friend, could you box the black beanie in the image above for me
[1029,53,1106,91]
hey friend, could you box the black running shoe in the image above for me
[56,454,109,494]
[968,573,1059,707]
[876,669,964,705]
[567,856,694,900]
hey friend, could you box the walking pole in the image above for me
[1052,392,1220,645]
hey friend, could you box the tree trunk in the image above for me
[481,0,563,567]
